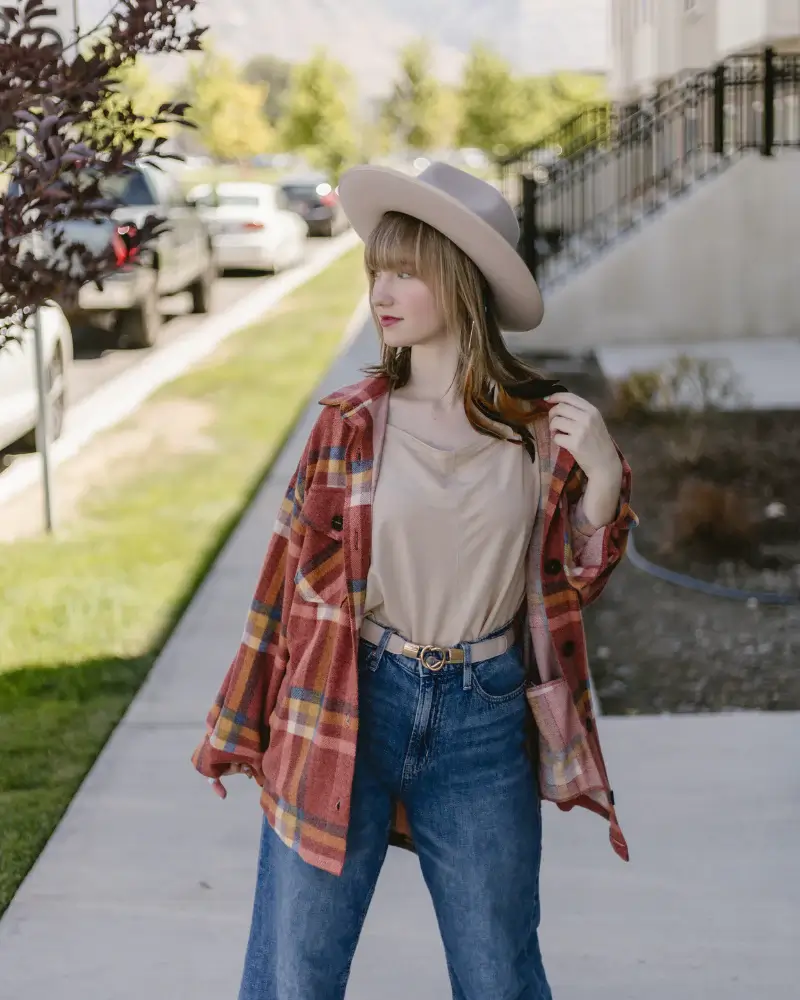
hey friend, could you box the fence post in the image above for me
[763,46,775,156]
[521,172,539,280]
[713,62,726,154]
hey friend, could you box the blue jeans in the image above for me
[238,624,552,1000]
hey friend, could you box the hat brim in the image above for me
[337,165,544,333]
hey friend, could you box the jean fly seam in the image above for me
[400,671,433,791]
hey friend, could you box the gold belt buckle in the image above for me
[419,645,447,671]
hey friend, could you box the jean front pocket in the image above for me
[471,649,527,705]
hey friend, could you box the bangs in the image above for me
[364,212,429,277]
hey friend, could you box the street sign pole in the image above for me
[16,127,55,533]
[32,307,55,533]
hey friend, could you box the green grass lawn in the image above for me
[0,246,368,917]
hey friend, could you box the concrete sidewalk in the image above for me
[1,320,797,1000]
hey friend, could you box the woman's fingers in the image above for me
[208,763,257,798]
[208,777,227,799]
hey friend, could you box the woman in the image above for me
[192,161,639,1000]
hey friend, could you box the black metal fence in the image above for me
[506,50,800,291]
[496,103,613,203]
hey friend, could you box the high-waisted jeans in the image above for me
[238,620,552,1000]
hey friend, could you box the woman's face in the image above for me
[370,268,447,348]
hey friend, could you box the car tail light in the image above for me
[112,224,140,267]
[243,221,265,230]
[319,193,337,207]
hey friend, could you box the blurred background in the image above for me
[0,2,798,995]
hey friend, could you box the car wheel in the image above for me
[116,276,161,349]
[189,258,216,314]
[20,343,66,449]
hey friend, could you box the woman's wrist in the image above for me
[580,461,624,529]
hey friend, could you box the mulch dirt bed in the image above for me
[530,353,800,716]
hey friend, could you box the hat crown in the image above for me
[415,161,519,249]
[336,159,543,331]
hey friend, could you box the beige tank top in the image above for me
[363,422,540,647]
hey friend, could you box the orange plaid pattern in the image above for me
[192,374,639,874]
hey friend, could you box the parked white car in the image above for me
[186,182,307,273]
[0,303,73,453]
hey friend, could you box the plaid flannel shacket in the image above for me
[191,374,640,875]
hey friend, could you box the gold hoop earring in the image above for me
[468,320,477,353]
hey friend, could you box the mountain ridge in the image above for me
[55,0,609,100]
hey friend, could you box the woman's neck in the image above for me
[402,335,462,409]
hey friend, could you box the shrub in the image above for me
[609,353,750,422]
[662,477,757,558]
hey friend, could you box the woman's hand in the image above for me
[208,762,259,800]
[545,392,622,482]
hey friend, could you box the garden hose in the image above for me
[625,527,800,606]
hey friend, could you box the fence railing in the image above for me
[505,49,800,291]
[496,103,613,204]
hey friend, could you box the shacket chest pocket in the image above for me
[295,485,348,607]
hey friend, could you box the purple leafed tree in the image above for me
[0,0,207,348]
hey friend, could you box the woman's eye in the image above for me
[397,271,412,279]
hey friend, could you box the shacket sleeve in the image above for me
[562,443,639,608]
[190,429,314,783]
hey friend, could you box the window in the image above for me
[8,168,154,207]
[98,168,154,207]
[217,194,262,208]
[260,187,277,212]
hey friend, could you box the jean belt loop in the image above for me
[369,621,394,672]
[462,637,473,691]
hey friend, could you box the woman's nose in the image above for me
[371,274,394,305]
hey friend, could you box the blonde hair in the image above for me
[362,211,551,448]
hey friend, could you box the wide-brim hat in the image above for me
[337,161,543,332]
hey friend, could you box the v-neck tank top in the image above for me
[363,422,540,647]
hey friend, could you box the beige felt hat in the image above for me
[337,161,544,332]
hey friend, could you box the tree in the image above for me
[380,40,441,152]
[434,85,463,152]
[456,43,522,157]
[511,72,608,151]
[358,99,394,162]
[280,49,357,180]
[0,0,205,346]
[116,55,174,119]
[85,48,175,152]
[243,53,293,126]
[185,48,273,162]
[549,71,607,111]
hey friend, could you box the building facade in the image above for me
[610,0,800,100]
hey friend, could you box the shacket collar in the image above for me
[319,373,566,421]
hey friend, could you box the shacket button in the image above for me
[544,558,562,575]
[331,515,343,531]
[562,640,576,656]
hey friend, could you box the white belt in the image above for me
[360,617,515,672]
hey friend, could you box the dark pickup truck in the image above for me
[50,163,217,348]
